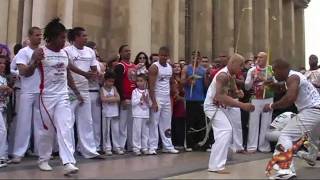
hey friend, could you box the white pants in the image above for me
[71,92,98,158]
[89,91,102,150]
[119,104,133,150]
[205,109,232,171]
[102,117,120,151]
[247,98,273,152]
[38,95,76,164]
[266,129,281,142]
[226,107,244,151]
[149,96,174,150]
[276,108,320,175]
[0,111,7,160]
[12,93,41,157]
[132,118,149,151]
[8,88,20,155]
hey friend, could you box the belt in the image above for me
[89,90,99,92]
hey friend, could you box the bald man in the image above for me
[245,52,274,153]
[204,54,255,173]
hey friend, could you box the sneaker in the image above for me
[64,163,79,176]
[148,149,157,155]
[185,148,193,152]
[162,149,179,154]
[133,151,141,156]
[174,146,184,150]
[141,149,148,155]
[0,160,8,168]
[206,148,211,152]
[115,149,124,155]
[38,161,53,171]
[269,173,296,180]
[105,150,113,156]
[10,156,22,164]
[90,154,106,159]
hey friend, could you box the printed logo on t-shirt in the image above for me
[127,67,137,82]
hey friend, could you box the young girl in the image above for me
[171,63,186,150]
[131,74,150,155]
[100,71,122,155]
[0,55,13,167]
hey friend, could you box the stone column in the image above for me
[128,0,152,58]
[213,0,234,58]
[191,0,213,58]
[57,0,74,29]
[22,0,33,39]
[269,0,283,62]
[7,0,24,47]
[253,0,268,54]
[283,0,296,67]
[32,0,58,27]
[0,0,9,42]
[294,7,305,68]
[234,0,253,59]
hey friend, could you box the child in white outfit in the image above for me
[131,74,151,155]
[0,56,13,168]
[100,71,121,155]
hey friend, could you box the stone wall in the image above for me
[0,0,310,68]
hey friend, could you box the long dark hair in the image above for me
[134,52,150,69]
[43,18,66,43]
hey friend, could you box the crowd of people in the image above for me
[0,18,319,178]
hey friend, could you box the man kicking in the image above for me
[263,59,320,179]
[204,53,255,173]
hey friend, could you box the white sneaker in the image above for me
[105,150,113,156]
[133,151,141,156]
[148,149,157,155]
[10,156,22,164]
[269,172,296,179]
[142,149,149,155]
[185,148,193,152]
[64,163,79,176]
[115,149,124,155]
[0,160,8,168]
[38,161,53,171]
[162,149,179,154]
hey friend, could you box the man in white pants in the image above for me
[31,18,83,175]
[263,59,320,179]
[64,27,104,159]
[204,54,255,174]
[11,27,43,163]
[245,52,273,153]
[148,46,179,154]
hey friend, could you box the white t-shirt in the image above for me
[15,46,40,93]
[131,88,150,118]
[64,45,97,91]
[154,62,172,98]
[305,69,320,92]
[288,70,320,111]
[101,86,119,117]
[10,56,21,88]
[41,47,69,96]
[270,112,296,131]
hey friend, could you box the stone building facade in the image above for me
[0,0,310,68]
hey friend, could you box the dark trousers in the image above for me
[171,117,186,147]
[186,101,207,150]
[241,109,249,150]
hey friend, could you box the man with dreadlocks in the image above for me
[31,18,84,175]
[263,59,320,179]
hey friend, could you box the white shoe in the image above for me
[10,156,22,164]
[0,160,8,168]
[38,161,53,171]
[133,151,141,156]
[162,149,179,154]
[115,149,124,155]
[185,148,193,152]
[142,149,149,155]
[148,149,157,155]
[64,163,79,176]
[269,173,296,179]
[105,150,113,156]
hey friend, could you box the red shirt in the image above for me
[118,61,137,100]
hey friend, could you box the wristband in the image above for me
[269,103,273,110]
